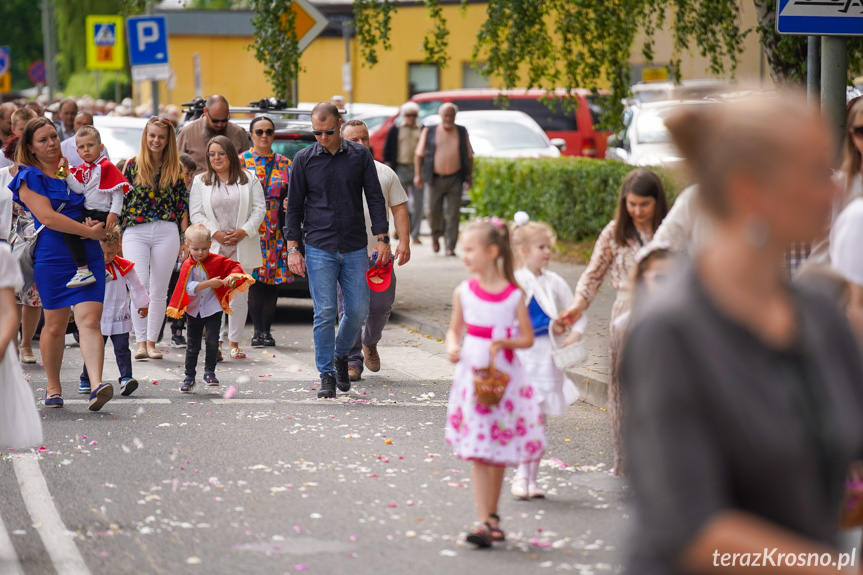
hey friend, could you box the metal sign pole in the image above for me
[821,36,847,158]
[807,36,821,105]
[147,0,159,117]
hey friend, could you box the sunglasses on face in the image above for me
[403,113,418,118]
[851,125,863,138]
[207,151,227,159]
[206,108,229,124]
[254,129,275,137]
[312,126,338,136]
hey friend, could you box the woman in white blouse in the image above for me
[189,136,265,359]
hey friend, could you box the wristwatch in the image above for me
[378,235,391,245]
[287,247,300,255]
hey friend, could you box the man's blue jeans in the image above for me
[305,245,370,376]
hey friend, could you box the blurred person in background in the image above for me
[61,112,110,167]
[331,95,345,110]
[559,168,669,476]
[54,98,78,141]
[0,103,17,148]
[384,102,424,244]
[239,116,292,348]
[414,103,474,256]
[25,101,44,117]
[177,95,248,175]
[121,117,188,360]
[621,96,863,574]
[163,105,182,128]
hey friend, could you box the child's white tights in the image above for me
[516,459,541,484]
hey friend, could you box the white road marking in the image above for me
[11,454,91,575]
[0,513,23,575]
[58,398,171,405]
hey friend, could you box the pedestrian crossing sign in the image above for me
[86,15,125,70]
[777,0,863,36]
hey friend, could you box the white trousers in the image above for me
[122,221,181,342]
[219,288,248,344]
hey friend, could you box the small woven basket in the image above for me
[550,331,588,371]
[473,353,510,407]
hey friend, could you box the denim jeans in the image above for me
[337,259,397,373]
[305,244,370,375]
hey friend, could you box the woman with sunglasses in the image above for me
[121,116,189,360]
[239,116,292,347]
[189,135,265,360]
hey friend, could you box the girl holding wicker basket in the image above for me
[445,218,544,549]
[510,212,587,500]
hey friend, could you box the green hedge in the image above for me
[469,157,684,242]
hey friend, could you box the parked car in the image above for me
[605,100,717,168]
[369,88,611,162]
[422,110,563,159]
[93,116,149,163]
[630,79,729,104]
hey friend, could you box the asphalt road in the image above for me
[1,300,627,575]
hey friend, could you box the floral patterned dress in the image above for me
[575,219,651,475]
[445,279,546,466]
[120,158,187,231]
[240,149,291,285]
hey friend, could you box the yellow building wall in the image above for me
[137,1,771,109]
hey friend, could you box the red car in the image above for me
[370,88,612,162]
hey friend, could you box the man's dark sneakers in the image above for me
[318,373,337,399]
[251,332,265,348]
[180,375,196,393]
[262,332,276,347]
[334,356,351,392]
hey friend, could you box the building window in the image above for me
[462,62,489,89]
[408,63,440,97]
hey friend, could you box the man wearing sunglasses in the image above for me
[285,102,391,399]
[177,94,249,175]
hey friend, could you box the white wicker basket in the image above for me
[550,331,588,370]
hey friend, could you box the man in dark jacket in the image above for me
[383,102,423,243]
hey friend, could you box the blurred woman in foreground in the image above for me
[620,97,863,573]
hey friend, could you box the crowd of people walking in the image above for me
[3,89,863,572]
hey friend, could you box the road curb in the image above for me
[389,310,609,409]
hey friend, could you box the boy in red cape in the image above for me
[167,224,254,393]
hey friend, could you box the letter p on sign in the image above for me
[136,21,160,54]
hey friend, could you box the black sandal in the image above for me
[487,513,506,542]
[466,523,493,548]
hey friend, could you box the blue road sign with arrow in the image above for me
[777,0,863,36]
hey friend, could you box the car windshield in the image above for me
[634,107,680,145]
[272,140,314,161]
[416,100,443,121]
[99,126,144,161]
[462,119,549,151]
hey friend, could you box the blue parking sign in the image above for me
[777,0,863,36]
[126,15,169,66]
[0,47,9,76]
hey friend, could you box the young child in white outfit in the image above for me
[60,125,130,288]
[78,229,150,397]
[510,213,587,499]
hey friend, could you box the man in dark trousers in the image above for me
[414,103,473,256]
[284,102,392,399]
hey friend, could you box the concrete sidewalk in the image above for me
[389,237,616,408]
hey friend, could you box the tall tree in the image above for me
[353,0,863,127]
[249,0,300,104]
[52,0,126,88]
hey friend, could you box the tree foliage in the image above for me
[352,0,863,128]
[0,0,44,90]
[248,0,300,104]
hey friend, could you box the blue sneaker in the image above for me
[119,377,138,397]
[180,375,196,393]
[88,383,113,412]
[78,378,91,394]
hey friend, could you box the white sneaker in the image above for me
[528,483,546,499]
[67,270,96,288]
[511,476,529,500]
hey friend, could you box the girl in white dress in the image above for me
[511,215,586,499]
[0,243,43,448]
[445,218,544,548]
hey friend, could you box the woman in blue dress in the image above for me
[10,117,112,411]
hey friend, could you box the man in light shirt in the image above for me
[339,119,411,381]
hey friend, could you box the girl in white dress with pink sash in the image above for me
[445,218,545,548]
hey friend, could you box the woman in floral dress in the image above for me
[560,169,668,475]
[239,116,292,347]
